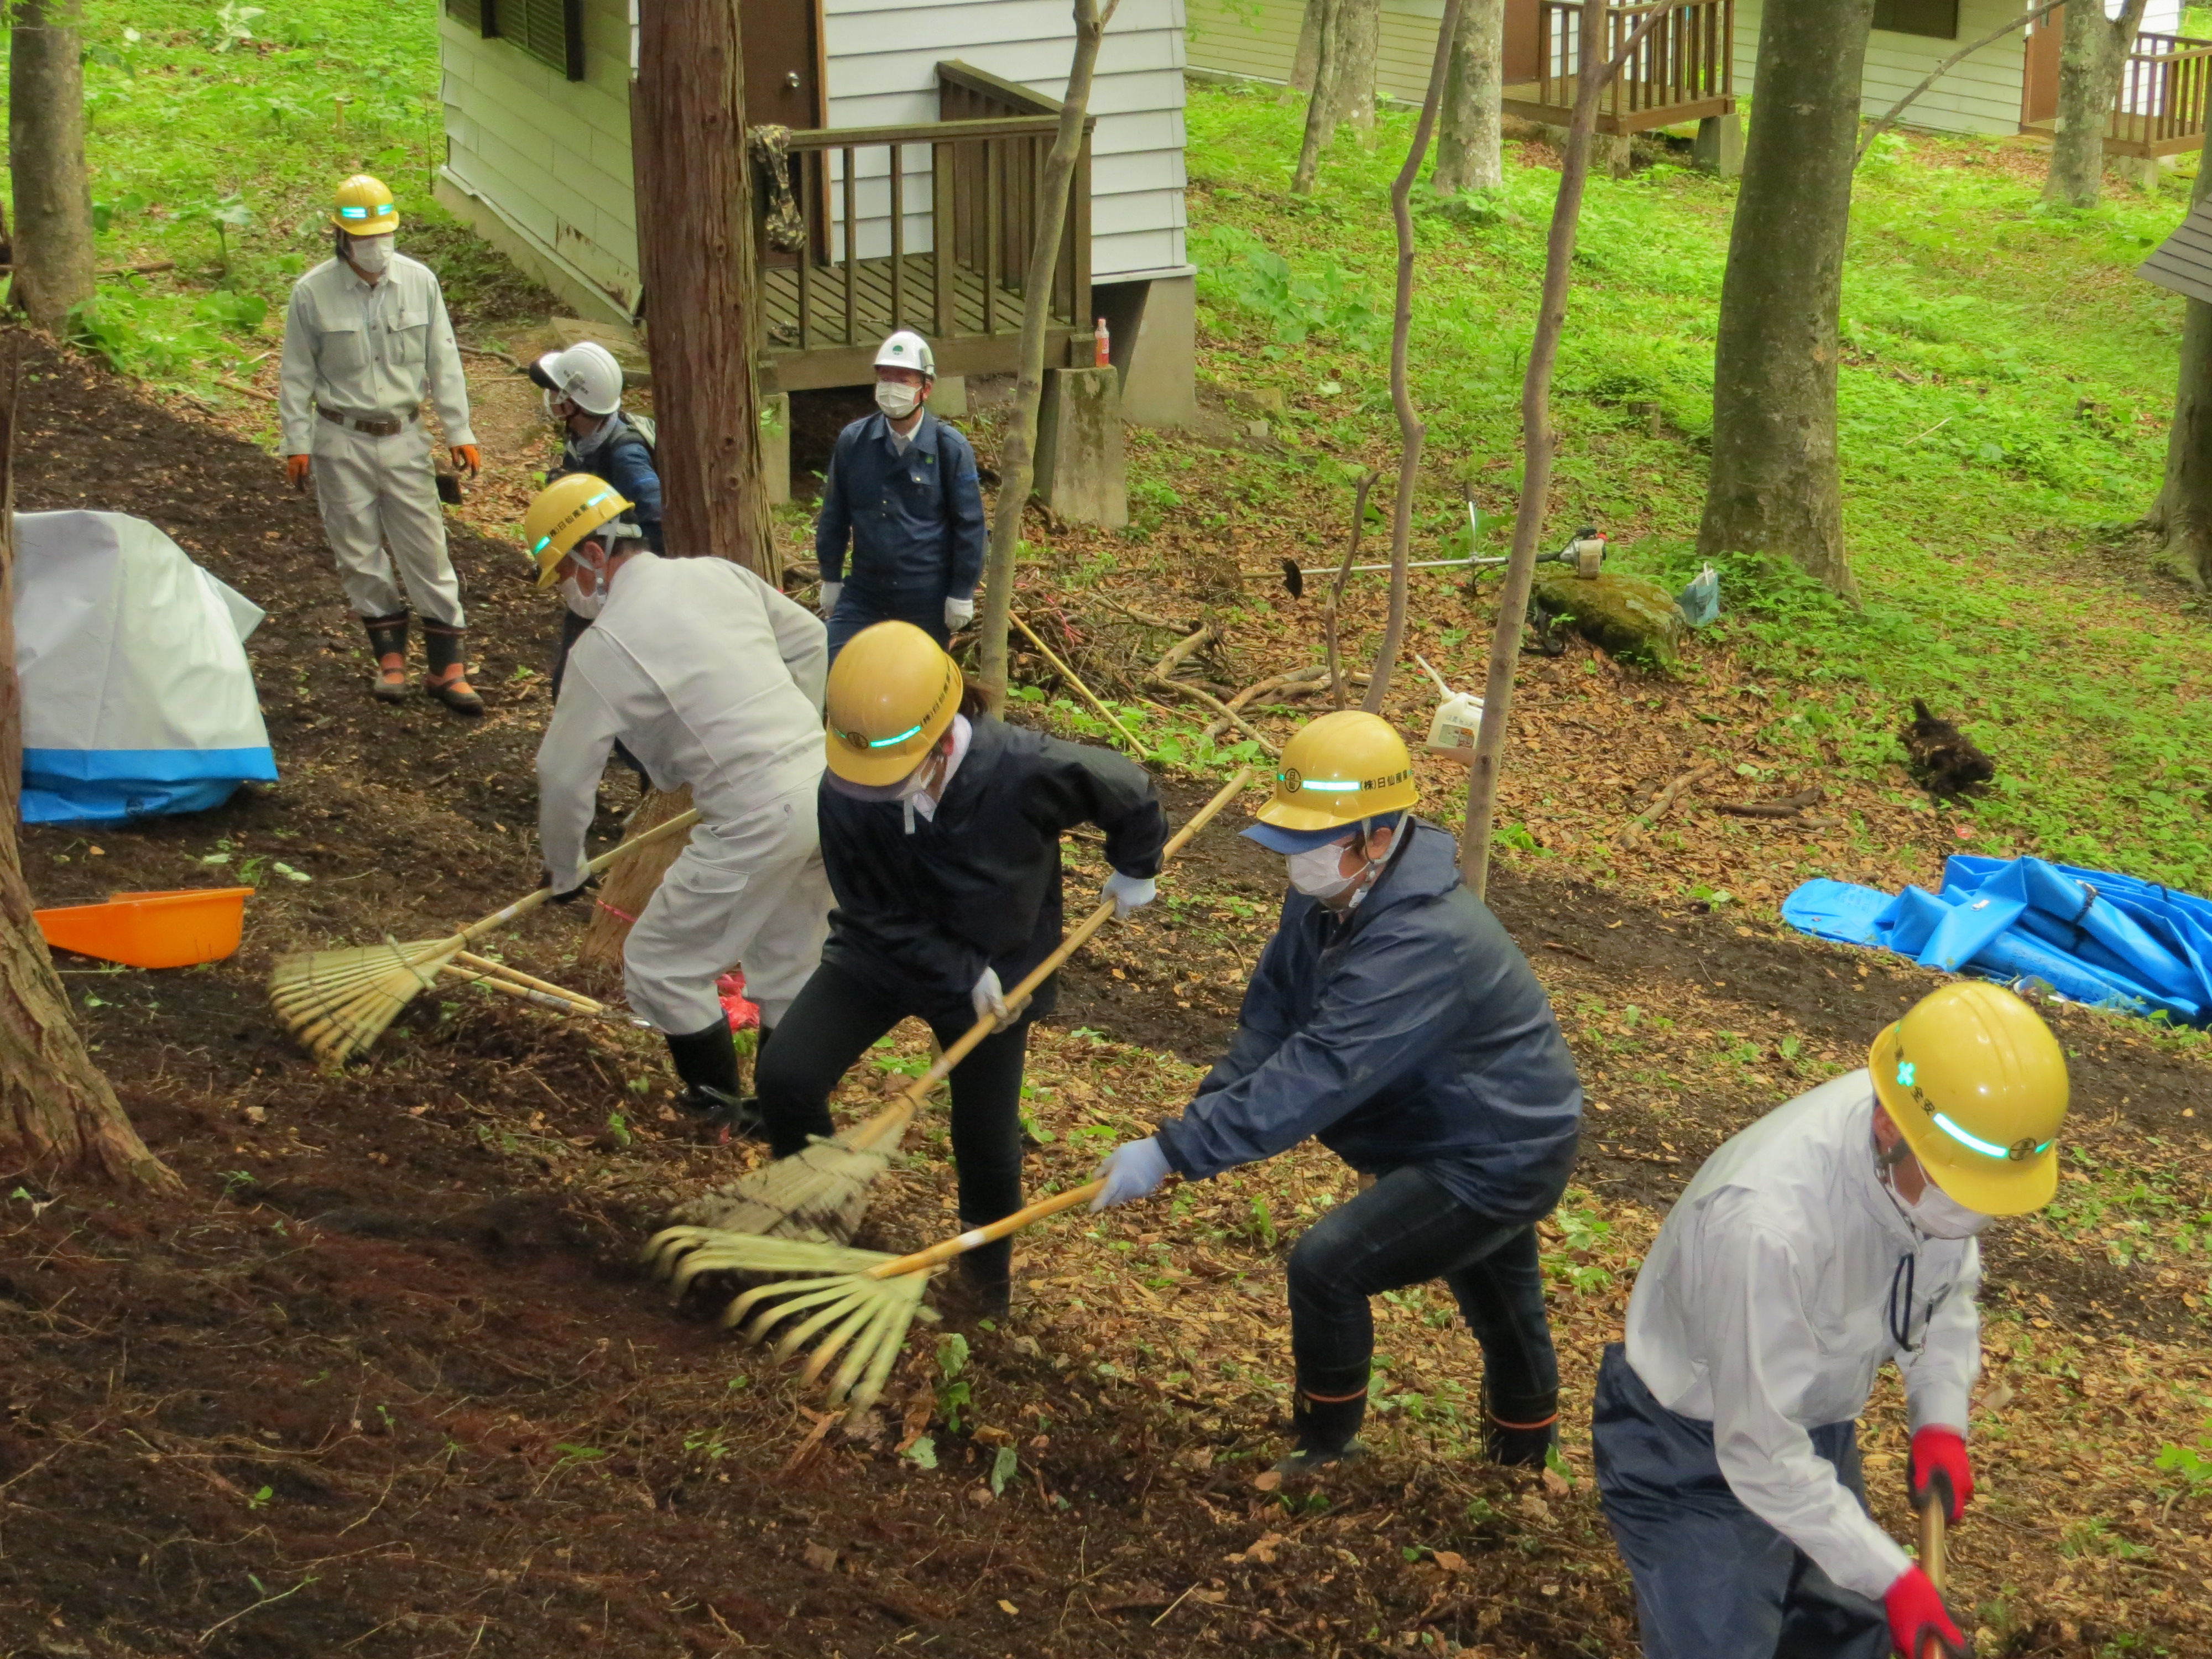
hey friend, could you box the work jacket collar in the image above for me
[1313,818,1455,944]
[864,408,942,458]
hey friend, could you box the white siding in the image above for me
[438,0,1188,324]
[1734,0,2027,138]
[1186,0,1454,104]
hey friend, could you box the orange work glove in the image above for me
[285,453,312,489]
[453,444,482,477]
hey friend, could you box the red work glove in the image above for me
[285,453,312,488]
[453,444,482,477]
[1884,1563,1968,1658]
[1909,1426,1974,1524]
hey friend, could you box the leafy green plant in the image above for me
[204,194,255,276]
[936,1333,972,1434]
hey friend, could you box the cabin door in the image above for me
[2023,5,2063,128]
[743,0,825,266]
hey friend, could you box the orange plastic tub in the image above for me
[34,886,255,969]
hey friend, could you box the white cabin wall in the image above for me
[1733,0,2027,137]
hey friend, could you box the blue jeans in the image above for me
[826,588,947,659]
[1592,1344,1889,1659]
[1285,1165,1557,1421]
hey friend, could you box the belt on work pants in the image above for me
[316,405,419,438]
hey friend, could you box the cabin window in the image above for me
[460,0,585,79]
[443,0,493,35]
[1872,0,1958,39]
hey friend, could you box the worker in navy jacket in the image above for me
[813,331,986,658]
[1093,712,1584,1478]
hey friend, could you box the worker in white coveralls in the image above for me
[279,174,485,714]
[523,474,834,1131]
[1593,980,2069,1659]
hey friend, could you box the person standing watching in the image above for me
[1090,712,1585,1479]
[1592,981,2068,1659]
[813,331,985,657]
[279,174,484,713]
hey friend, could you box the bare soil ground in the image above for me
[4,340,2210,1658]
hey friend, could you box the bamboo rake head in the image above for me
[660,1099,917,1245]
[267,932,466,1065]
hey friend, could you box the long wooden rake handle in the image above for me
[1917,1498,1948,1659]
[833,766,1258,1154]
[440,808,702,958]
[863,1178,1107,1280]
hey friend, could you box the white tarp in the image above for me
[14,510,276,823]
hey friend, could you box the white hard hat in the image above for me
[531,341,625,416]
[874,330,935,378]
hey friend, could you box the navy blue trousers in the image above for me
[826,588,948,659]
[1284,1165,1557,1419]
[1592,1344,1890,1659]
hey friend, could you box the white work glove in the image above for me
[972,966,1011,1025]
[1102,871,1157,917]
[1090,1137,1171,1210]
[944,594,975,632]
[819,580,843,617]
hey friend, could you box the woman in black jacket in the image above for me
[754,620,1167,1312]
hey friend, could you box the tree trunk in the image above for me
[0,337,176,1191]
[8,0,97,332]
[632,0,775,577]
[975,0,1118,712]
[1461,0,1670,896]
[1292,0,1381,193]
[1695,0,1874,601]
[1287,0,1331,99]
[2149,121,2212,587]
[1362,0,1464,713]
[1433,0,1504,196]
[2043,0,2149,208]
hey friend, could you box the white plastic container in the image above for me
[1415,654,1485,751]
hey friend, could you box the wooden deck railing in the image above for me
[1535,0,1731,126]
[2111,32,2212,154]
[753,60,1091,374]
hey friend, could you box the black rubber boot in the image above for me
[1272,1381,1371,1479]
[953,1239,1013,1322]
[665,1019,763,1139]
[422,622,484,716]
[364,610,409,703]
[1484,1384,1561,1468]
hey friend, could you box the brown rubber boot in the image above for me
[364,611,410,703]
[422,622,484,716]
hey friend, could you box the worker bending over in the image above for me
[525,476,832,1129]
[531,340,662,698]
[1594,981,2067,1659]
[1092,712,1584,1477]
[813,332,985,656]
[755,623,1165,1316]
[279,174,484,713]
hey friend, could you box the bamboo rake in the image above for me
[1918,1499,1948,1659]
[650,765,1258,1249]
[268,810,699,1064]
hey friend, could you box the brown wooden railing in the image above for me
[2111,32,2212,152]
[1535,0,1731,124]
[754,61,1091,359]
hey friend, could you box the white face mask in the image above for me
[875,379,923,420]
[1287,840,1359,902]
[347,233,395,275]
[560,571,604,619]
[1897,1178,1992,1239]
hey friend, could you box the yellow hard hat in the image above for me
[825,622,963,785]
[521,474,635,587]
[331,173,399,235]
[1250,710,1418,844]
[1869,981,2068,1217]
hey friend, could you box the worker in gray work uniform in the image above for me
[278,173,484,714]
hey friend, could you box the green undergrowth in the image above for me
[1171,81,2212,891]
[0,0,544,409]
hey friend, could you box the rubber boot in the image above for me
[1484,1384,1561,1469]
[664,1019,764,1139]
[953,1237,1013,1322]
[1271,1380,1371,1479]
[364,610,410,703]
[422,621,484,716]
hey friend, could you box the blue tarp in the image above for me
[1781,855,2212,1026]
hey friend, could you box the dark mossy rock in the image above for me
[1530,571,1687,670]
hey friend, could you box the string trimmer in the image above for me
[1280,502,1606,597]
[646,765,1255,1250]
[267,810,700,1064]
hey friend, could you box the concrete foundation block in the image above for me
[1034,367,1127,529]
[1693,113,1743,178]
[930,374,969,418]
[761,392,791,508]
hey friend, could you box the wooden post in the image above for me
[0,335,177,1192]
[632,0,776,577]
